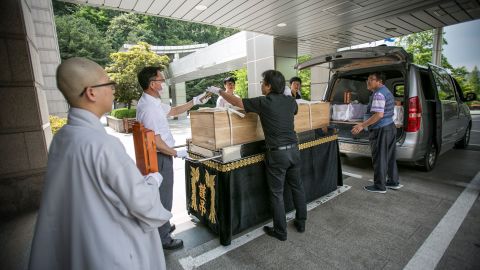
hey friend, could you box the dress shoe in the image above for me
[162,238,183,250]
[263,226,286,241]
[293,220,305,233]
[169,224,176,233]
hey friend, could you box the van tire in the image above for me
[417,142,437,171]
[455,124,471,149]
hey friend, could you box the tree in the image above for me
[232,68,248,98]
[396,30,452,69]
[451,66,472,93]
[52,0,79,16]
[142,16,238,46]
[298,55,312,100]
[469,66,480,97]
[106,42,170,108]
[185,72,233,107]
[396,30,478,95]
[55,15,113,66]
[75,6,121,33]
[106,13,155,51]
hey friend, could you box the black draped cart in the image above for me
[185,129,343,245]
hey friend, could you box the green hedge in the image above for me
[110,108,136,119]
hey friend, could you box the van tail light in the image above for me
[405,96,422,132]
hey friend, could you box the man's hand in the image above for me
[175,149,188,159]
[193,92,211,105]
[206,86,222,95]
[351,123,364,135]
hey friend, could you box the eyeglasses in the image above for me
[259,80,264,84]
[366,78,378,82]
[150,79,166,83]
[80,81,116,97]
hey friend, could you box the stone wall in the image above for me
[0,0,51,219]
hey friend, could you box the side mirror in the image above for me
[464,92,477,102]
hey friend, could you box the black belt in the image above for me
[267,143,297,151]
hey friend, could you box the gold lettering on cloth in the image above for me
[190,166,200,211]
[198,183,207,216]
[205,171,217,224]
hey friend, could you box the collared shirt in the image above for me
[242,93,298,148]
[136,93,175,147]
[365,85,394,129]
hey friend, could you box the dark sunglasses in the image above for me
[80,81,117,97]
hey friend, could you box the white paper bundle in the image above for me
[393,106,404,126]
[331,104,349,121]
[331,104,368,121]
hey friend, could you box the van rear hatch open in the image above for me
[296,46,411,72]
[297,46,411,147]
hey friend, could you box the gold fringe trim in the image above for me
[189,135,337,172]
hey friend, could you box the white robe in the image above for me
[29,108,172,270]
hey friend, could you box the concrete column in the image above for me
[160,84,171,107]
[171,82,187,119]
[310,65,331,101]
[246,32,298,97]
[432,27,443,66]
[31,0,67,117]
[0,0,52,218]
[274,38,298,84]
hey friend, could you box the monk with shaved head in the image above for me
[56,57,115,115]
[29,57,171,270]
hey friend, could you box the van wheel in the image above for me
[455,124,471,149]
[417,143,437,171]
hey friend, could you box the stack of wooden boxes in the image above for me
[190,102,330,150]
[294,101,330,132]
[190,109,263,150]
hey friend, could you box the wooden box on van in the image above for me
[294,102,330,132]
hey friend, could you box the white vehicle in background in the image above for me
[298,46,477,171]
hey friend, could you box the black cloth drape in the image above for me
[185,135,342,245]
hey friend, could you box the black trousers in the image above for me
[157,153,174,244]
[369,123,399,190]
[265,147,307,237]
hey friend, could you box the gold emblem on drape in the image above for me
[205,171,217,224]
[190,166,199,211]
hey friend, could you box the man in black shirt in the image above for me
[206,70,307,241]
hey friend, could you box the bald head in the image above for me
[56,57,107,106]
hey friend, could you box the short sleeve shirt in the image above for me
[242,93,298,148]
[216,94,240,108]
[136,93,175,147]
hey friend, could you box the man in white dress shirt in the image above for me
[29,57,171,270]
[136,66,210,250]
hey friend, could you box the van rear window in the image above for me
[330,77,370,104]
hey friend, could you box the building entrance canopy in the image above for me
[66,0,480,57]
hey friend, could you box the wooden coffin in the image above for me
[132,121,158,175]
[294,102,330,132]
[190,109,263,150]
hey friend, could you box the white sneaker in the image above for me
[386,183,403,190]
